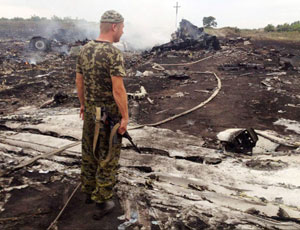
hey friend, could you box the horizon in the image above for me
[1,0,300,29]
[1,14,298,30]
[1,0,299,49]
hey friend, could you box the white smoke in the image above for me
[121,21,174,50]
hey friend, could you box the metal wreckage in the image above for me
[0,19,300,230]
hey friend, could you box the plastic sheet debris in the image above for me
[118,211,138,230]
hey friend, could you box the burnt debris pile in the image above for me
[151,19,220,53]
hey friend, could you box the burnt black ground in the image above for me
[0,173,124,230]
[58,191,124,230]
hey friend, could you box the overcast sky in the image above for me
[1,0,299,48]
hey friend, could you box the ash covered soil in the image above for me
[1,35,300,230]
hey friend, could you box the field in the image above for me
[206,27,300,42]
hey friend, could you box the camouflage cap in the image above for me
[100,10,124,24]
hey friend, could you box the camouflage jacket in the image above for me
[76,40,126,105]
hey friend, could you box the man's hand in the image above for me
[118,118,128,135]
[80,105,84,120]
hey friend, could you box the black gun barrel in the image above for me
[106,115,141,154]
[123,131,141,153]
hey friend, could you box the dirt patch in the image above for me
[0,172,123,230]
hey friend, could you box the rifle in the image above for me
[105,114,141,154]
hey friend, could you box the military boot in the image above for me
[93,200,115,220]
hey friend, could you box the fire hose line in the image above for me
[46,182,81,230]
[154,55,213,67]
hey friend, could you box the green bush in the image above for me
[264,24,276,32]
[51,15,62,21]
[277,23,291,32]
[203,16,217,28]
[290,21,300,31]
[12,17,24,21]
[233,27,241,33]
[263,21,300,32]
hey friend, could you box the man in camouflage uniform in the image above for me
[75,10,128,219]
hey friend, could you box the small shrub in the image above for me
[264,24,276,32]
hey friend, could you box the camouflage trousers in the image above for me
[81,103,122,204]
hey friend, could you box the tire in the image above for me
[29,37,51,51]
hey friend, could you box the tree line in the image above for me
[264,21,300,32]
[0,15,87,23]
[2,15,299,33]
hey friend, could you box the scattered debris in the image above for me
[218,128,258,155]
[266,71,287,76]
[142,70,154,77]
[280,56,300,70]
[165,70,190,80]
[218,62,264,71]
[217,129,292,154]
[127,86,148,100]
[135,70,143,77]
[146,97,154,104]
[246,159,288,170]
[274,119,300,135]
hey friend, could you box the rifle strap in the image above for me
[93,106,120,165]
[93,107,102,161]
[101,123,120,167]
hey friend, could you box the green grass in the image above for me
[242,31,300,42]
